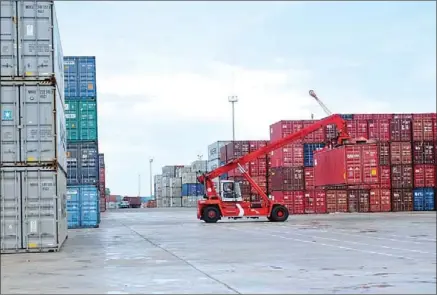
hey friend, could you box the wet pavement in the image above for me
[1,208,436,294]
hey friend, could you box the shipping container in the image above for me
[0,83,67,170]
[367,119,390,141]
[182,172,198,184]
[413,188,435,211]
[1,0,64,92]
[303,143,325,167]
[378,142,390,165]
[271,191,305,214]
[390,119,412,141]
[65,98,98,141]
[347,189,370,213]
[391,188,413,212]
[182,183,204,196]
[170,197,182,207]
[162,166,176,177]
[208,141,231,161]
[369,188,391,212]
[225,141,251,160]
[326,190,348,213]
[270,143,304,168]
[390,142,412,165]
[412,141,435,164]
[0,167,68,253]
[391,164,413,188]
[301,120,325,143]
[175,166,192,177]
[412,114,435,141]
[98,153,105,168]
[182,196,202,207]
[269,167,304,191]
[346,120,369,139]
[379,165,391,188]
[304,167,315,189]
[66,141,99,185]
[413,165,436,188]
[353,114,374,120]
[99,167,105,183]
[169,177,182,188]
[207,159,221,172]
[123,196,141,208]
[270,120,304,142]
[191,160,207,172]
[99,197,106,212]
[66,185,99,228]
[314,144,379,187]
[64,56,96,98]
[303,190,327,214]
[340,114,354,120]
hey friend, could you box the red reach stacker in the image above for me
[196,113,351,223]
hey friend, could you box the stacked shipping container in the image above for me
[64,56,100,228]
[0,0,68,253]
[98,153,106,212]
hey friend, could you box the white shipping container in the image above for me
[154,174,163,184]
[161,176,171,187]
[0,166,68,253]
[162,166,176,177]
[169,177,182,188]
[1,1,65,92]
[162,187,170,197]
[176,166,192,177]
[182,196,202,207]
[207,159,222,172]
[182,172,198,184]
[208,141,231,161]
[170,187,182,197]
[170,197,182,207]
[191,160,207,173]
[0,83,67,170]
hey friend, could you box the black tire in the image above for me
[202,206,220,223]
[269,205,289,222]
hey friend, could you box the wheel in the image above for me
[269,205,289,222]
[202,206,220,223]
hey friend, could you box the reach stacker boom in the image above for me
[196,113,351,223]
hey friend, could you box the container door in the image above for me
[21,169,59,249]
[0,85,20,163]
[0,170,22,250]
[66,186,81,228]
[0,0,18,77]
[80,186,98,227]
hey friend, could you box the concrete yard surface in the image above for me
[1,208,436,294]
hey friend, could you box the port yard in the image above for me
[1,208,436,294]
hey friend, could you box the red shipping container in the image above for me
[227,162,251,177]
[326,190,348,213]
[250,175,268,194]
[412,141,435,164]
[270,143,304,168]
[304,190,327,214]
[325,124,338,141]
[379,166,391,188]
[391,188,413,212]
[346,120,369,139]
[302,120,325,143]
[373,114,394,120]
[107,195,118,202]
[271,191,305,214]
[391,165,413,188]
[414,165,436,187]
[369,188,391,212]
[390,142,412,165]
[412,117,434,141]
[249,158,268,176]
[270,120,304,142]
[368,119,390,141]
[99,167,105,182]
[314,144,379,187]
[390,119,412,141]
[347,189,370,213]
[219,145,227,162]
[393,114,413,119]
[378,142,390,165]
[269,167,304,191]
[99,197,106,212]
[354,114,374,120]
[304,167,315,189]
[226,141,250,160]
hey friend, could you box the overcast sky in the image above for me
[55,1,436,196]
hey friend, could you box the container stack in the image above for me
[220,141,270,202]
[268,120,327,214]
[311,113,436,213]
[98,153,106,213]
[64,56,100,228]
[0,0,68,253]
[180,162,206,207]
[207,141,231,177]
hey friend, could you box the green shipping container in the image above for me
[65,98,98,141]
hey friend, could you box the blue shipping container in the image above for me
[64,56,97,98]
[182,183,205,196]
[67,185,100,229]
[304,143,326,167]
[413,188,435,211]
[67,141,99,185]
[340,114,354,120]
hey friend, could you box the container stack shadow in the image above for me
[0,0,68,253]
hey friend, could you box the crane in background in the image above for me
[309,90,332,116]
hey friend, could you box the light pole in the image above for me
[149,158,154,200]
[228,95,238,141]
